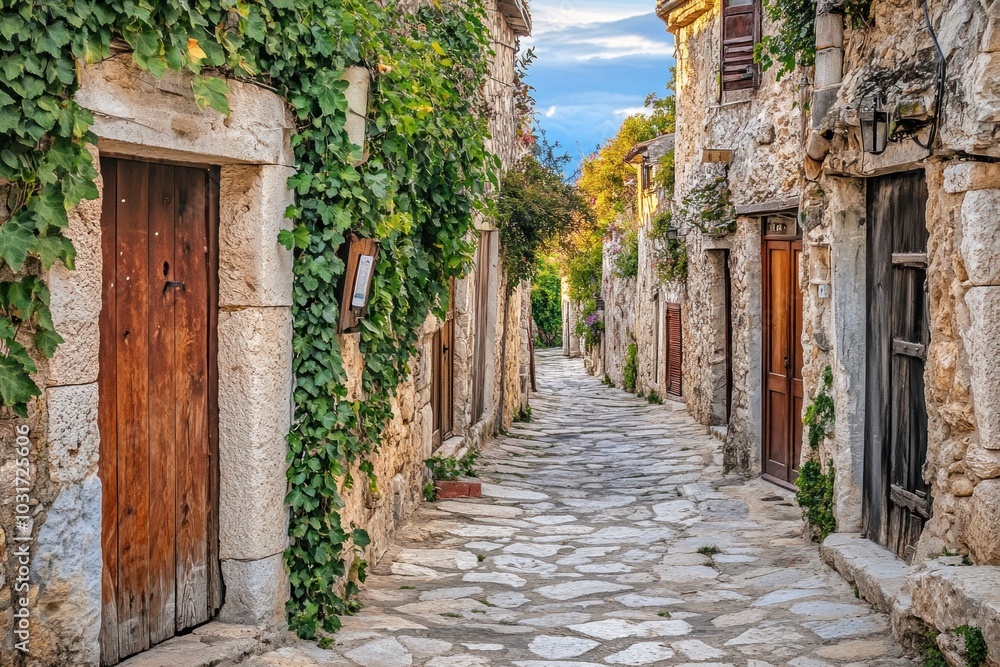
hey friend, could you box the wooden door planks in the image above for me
[173,165,212,631]
[114,160,152,658]
[146,163,178,645]
[98,158,220,665]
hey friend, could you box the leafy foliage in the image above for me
[654,149,676,196]
[530,257,562,348]
[623,339,638,393]
[755,0,872,81]
[797,460,836,540]
[575,302,604,349]
[646,391,662,405]
[497,137,590,290]
[426,448,480,481]
[1,0,499,640]
[649,210,688,285]
[805,365,835,449]
[611,227,639,279]
[797,366,837,540]
[924,634,948,667]
[956,626,988,667]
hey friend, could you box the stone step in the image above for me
[117,623,286,667]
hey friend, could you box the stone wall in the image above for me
[660,0,803,474]
[802,0,1000,566]
[0,1,530,662]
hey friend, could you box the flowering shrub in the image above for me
[575,304,605,348]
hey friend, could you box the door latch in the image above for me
[164,280,186,293]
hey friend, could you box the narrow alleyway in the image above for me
[252,350,914,667]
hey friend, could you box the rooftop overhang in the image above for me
[499,0,532,37]
[624,134,676,164]
[655,0,716,32]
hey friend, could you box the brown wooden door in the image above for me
[472,232,493,422]
[432,282,455,446]
[864,171,931,561]
[99,157,221,666]
[665,303,683,397]
[763,223,804,487]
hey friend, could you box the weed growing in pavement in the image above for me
[697,545,722,556]
[423,482,437,502]
[514,406,533,423]
[657,611,672,618]
[477,554,486,562]
[924,633,948,667]
[647,391,663,405]
[956,626,988,667]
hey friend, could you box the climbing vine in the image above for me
[798,365,837,539]
[623,338,638,393]
[755,0,873,81]
[2,0,497,641]
[611,227,639,279]
[649,210,688,285]
[678,175,736,237]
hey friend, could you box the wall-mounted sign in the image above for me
[701,148,734,164]
[337,234,381,333]
[352,255,374,308]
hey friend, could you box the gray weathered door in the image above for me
[863,171,931,561]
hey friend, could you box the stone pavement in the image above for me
[248,350,915,667]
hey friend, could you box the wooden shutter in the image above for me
[721,0,759,91]
[666,303,683,396]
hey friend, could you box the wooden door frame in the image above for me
[98,156,221,665]
[761,213,803,490]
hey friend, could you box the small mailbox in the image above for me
[337,234,381,333]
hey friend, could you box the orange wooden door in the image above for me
[763,234,803,486]
[98,157,221,666]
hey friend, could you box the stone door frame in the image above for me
[43,60,297,663]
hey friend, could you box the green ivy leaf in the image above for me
[0,354,41,416]
[0,220,36,271]
[191,74,230,115]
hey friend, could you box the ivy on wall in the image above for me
[1,0,496,642]
[755,0,873,81]
[798,365,837,540]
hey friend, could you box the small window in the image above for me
[721,0,760,92]
[641,164,653,191]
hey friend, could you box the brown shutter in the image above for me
[721,0,759,91]
[666,303,683,396]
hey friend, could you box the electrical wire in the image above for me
[914,0,946,151]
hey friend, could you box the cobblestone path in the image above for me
[251,350,914,667]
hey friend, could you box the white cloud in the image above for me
[531,3,652,35]
[614,106,651,117]
[522,13,674,64]
[545,105,558,118]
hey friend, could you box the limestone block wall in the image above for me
[802,0,1000,562]
[0,58,298,667]
[664,1,803,474]
[600,240,637,389]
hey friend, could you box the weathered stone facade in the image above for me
[801,0,1000,656]
[0,2,531,665]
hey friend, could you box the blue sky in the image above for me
[522,0,675,173]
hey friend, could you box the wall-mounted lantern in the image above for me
[859,96,889,155]
[337,234,381,334]
[595,297,606,313]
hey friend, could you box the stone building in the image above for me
[798,0,1000,655]
[646,0,1000,656]
[0,2,531,666]
[654,0,805,485]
